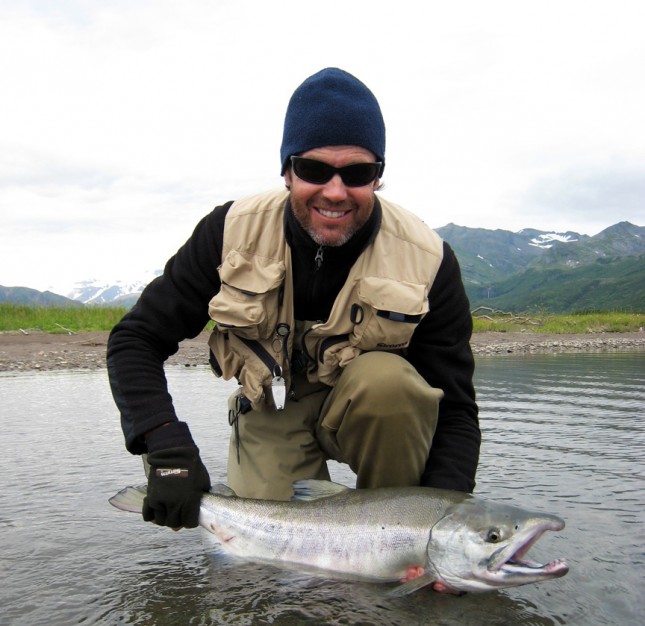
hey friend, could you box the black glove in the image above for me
[142,422,211,529]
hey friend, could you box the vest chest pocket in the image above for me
[350,277,428,350]
[209,250,285,340]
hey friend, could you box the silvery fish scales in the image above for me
[109,479,568,594]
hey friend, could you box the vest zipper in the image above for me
[238,336,279,372]
[299,325,318,369]
[314,245,324,270]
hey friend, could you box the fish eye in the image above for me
[486,528,502,543]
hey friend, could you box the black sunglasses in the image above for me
[290,156,382,187]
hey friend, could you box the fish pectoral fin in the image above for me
[291,479,350,501]
[386,574,436,598]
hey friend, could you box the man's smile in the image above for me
[316,207,351,219]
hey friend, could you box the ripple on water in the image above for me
[1,355,643,625]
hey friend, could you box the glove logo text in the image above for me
[156,468,189,478]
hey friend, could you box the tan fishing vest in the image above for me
[208,188,444,410]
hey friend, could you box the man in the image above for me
[107,68,480,530]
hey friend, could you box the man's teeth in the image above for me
[318,208,347,218]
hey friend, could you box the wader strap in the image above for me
[228,393,252,464]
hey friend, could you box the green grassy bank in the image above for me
[1,304,643,334]
[472,310,644,334]
[0,304,130,333]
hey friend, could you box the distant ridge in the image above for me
[436,221,644,312]
[65,270,163,305]
[0,286,83,307]
[2,223,643,313]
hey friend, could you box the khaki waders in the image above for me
[227,351,443,500]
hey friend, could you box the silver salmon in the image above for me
[109,479,568,595]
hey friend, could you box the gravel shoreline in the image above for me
[0,330,643,373]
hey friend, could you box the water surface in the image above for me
[1,352,643,625]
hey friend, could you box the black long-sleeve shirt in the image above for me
[107,197,480,492]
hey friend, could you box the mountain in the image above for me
[64,271,162,305]
[2,223,642,313]
[435,224,590,285]
[526,221,645,269]
[467,255,645,312]
[0,271,161,308]
[0,286,83,307]
[435,221,645,312]
[440,221,644,281]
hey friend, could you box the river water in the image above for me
[1,351,643,625]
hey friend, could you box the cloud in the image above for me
[1,0,644,291]
[516,163,645,232]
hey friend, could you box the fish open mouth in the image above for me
[488,521,569,580]
[500,554,569,577]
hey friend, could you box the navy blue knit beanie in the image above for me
[280,68,386,175]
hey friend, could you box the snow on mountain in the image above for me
[60,229,579,306]
[527,233,579,249]
[476,254,494,268]
[55,223,641,306]
[66,270,162,304]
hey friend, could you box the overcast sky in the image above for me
[1,0,644,294]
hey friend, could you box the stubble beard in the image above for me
[290,196,372,248]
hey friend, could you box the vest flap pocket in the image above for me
[351,277,428,350]
[219,249,285,294]
[357,277,428,317]
[210,250,284,339]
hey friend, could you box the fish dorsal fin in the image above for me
[108,484,147,513]
[209,483,237,497]
[291,479,350,501]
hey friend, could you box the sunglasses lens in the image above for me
[340,163,380,187]
[291,157,381,187]
[292,158,333,185]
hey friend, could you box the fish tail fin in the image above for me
[108,484,147,513]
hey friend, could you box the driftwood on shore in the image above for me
[471,306,540,326]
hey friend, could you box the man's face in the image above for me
[284,145,379,247]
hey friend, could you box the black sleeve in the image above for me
[406,241,480,492]
[107,202,232,454]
